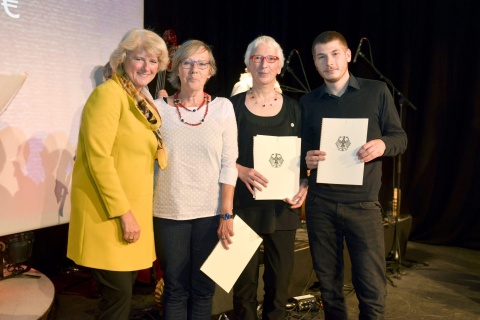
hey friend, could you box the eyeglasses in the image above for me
[180,59,210,70]
[250,55,279,63]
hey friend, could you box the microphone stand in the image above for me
[356,51,417,285]
[357,52,417,112]
[280,51,311,94]
[281,66,310,93]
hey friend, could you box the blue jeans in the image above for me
[154,216,219,320]
[305,195,386,320]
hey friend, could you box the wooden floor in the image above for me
[45,241,480,320]
[345,241,480,320]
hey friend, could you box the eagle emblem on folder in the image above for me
[335,136,351,151]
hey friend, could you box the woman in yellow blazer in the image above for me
[67,28,169,320]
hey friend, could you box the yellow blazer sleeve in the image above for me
[79,82,131,218]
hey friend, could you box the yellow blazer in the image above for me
[67,77,157,271]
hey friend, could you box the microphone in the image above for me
[280,49,296,77]
[353,37,367,63]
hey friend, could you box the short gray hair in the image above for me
[243,35,285,69]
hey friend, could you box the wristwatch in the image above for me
[220,213,235,220]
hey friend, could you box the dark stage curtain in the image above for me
[144,0,480,250]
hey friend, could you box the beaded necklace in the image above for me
[249,89,278,107]
[173,91,211,126]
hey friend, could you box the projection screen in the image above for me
[0,1,144,236]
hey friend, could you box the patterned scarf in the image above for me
[114,66,168,169]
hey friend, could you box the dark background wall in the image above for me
[24,0,480,275]
[144,0,480,250]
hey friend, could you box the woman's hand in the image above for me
[284,179,308,208]
[120,210,141,243]
[237,164,268,195]
[217,218,234,249]
[305,150,326,169]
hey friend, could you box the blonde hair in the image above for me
[109,28,169,74]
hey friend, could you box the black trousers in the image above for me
[91,269,138,320]
[233,229,296,320]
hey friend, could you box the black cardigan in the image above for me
[229,92,306,233]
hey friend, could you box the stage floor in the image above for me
[44,241,480,320]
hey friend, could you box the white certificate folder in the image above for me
[253,135,301,200]
[200,215,262,293]
[316,118,369,185]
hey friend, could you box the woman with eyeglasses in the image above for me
[152,39,238,319]
[229,35,308,320]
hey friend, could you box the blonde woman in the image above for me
[67,28,168,320]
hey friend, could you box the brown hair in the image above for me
[311,31,349,57]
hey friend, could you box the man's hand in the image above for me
[357,139,386,163]
[305,150,327,169]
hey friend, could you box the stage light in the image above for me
[0,231,34,280]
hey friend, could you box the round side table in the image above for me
[0,268,54,319]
